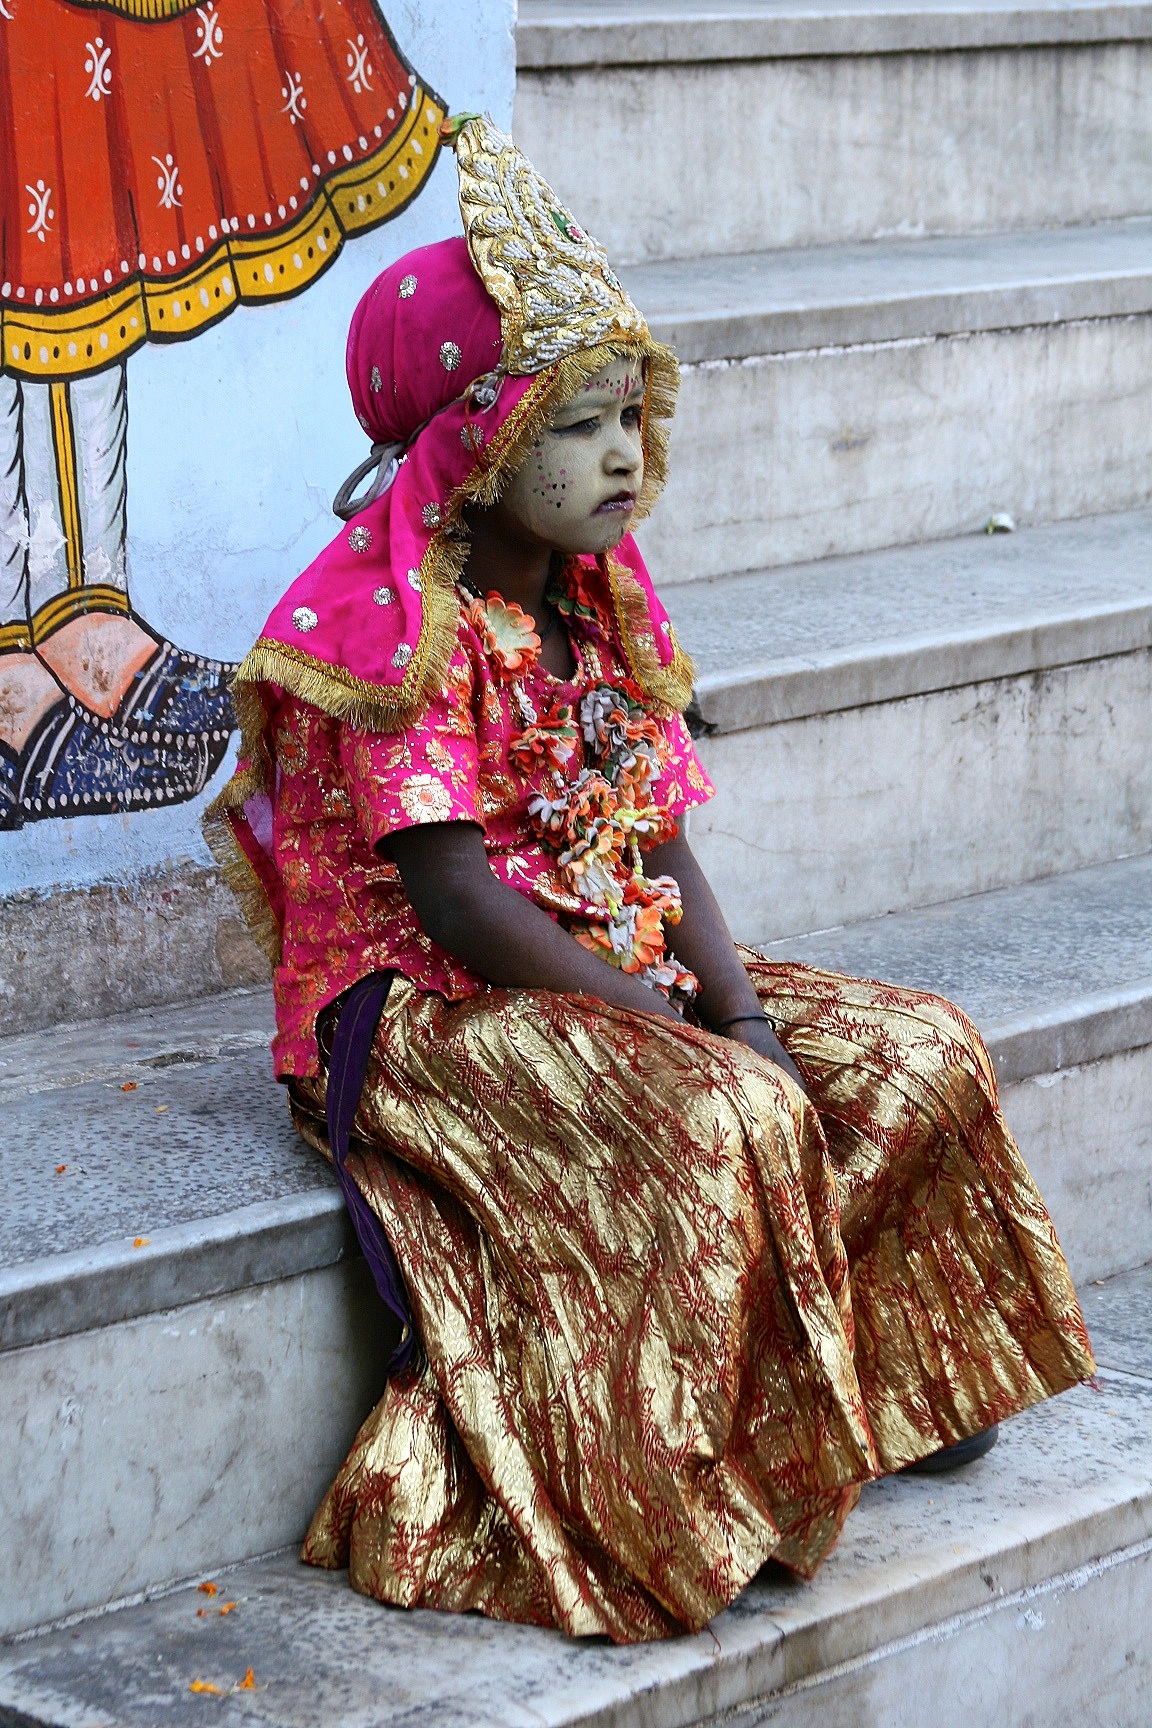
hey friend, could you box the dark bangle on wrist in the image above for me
[713,1011,774,1033]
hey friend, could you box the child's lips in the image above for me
[594,492,636,515]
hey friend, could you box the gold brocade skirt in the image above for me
[290,955,1093,1643]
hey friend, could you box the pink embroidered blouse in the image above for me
[268,591,714,1077]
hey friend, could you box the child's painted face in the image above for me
[494,361,646,555]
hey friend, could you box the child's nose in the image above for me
[606,431,642,472]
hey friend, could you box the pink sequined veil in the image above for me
[204,165,693,960]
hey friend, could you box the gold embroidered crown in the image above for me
[441,114,650,375]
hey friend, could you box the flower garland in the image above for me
[461,581,698,1006]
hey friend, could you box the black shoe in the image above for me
[110,637,238,742]
[904,1425,1000,1475]
[6,696,231,826]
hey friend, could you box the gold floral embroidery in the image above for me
[399,774,454,824]
[356,733,412,783]
[425,738,456,774]
[276,711,314,777]
[479,770,520,819]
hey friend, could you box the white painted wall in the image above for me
[1,0,515,897]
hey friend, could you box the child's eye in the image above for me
[555,416,600,436]
[621,405,643,429]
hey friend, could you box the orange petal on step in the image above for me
[55,1165,67,1174]
[133,1237,150,1248]
[189,1680,223,1694]
[121,1082,138,1091]
[235,1668,256,1691]
[218,1601,238,1615]
[197,1581,219,1596]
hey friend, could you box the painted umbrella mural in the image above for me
[0,0,444,827]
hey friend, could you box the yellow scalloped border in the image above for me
[60,0,200,16]
[2,91,445,381]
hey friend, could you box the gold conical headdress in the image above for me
[445,114,651,375]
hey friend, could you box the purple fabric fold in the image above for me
[325,970,417,1374]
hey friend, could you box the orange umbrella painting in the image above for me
[0,0,444,826]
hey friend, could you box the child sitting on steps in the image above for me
[206,114,1093,1644]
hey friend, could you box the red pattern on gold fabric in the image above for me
[294,958,1093,1642]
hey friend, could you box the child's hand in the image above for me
[725,1016,808,1093]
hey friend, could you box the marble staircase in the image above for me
[515,0,1152,261]
[1,1266,1150,1725]
[631,223,1152,581]
[3,0,1152,1719]
[2,576,1150,1644]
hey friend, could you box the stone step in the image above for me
[629,222,1152,580]
[0,991,392,1640]
[673,507,1152,925]
[516,0,1152,262]
[2,855,1149,1638]
[1,1264,1148,1726]
[756,853,1152,1291]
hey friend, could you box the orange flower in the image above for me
[574,901,666,974]
[549,559,610,627]
[622,804,678,852]
[470,593,541,680]
[197,1582,219,1596]
[615,758,654,805]
[559,819,626,903]
[188,1680,223,1695]
[627,902,667,972]
[236,1668,257,1691]
[509,702,579,773]
[563,771,617,836]
[629,872,684,925]
[644,956,700,1001]
[528,789,569,838]
[573,921,615,963]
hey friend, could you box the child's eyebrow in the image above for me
[551,376,646,423]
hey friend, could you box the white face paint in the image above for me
[493,360,647,556]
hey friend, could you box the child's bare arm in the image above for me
[645,831,806,1088]
[387,822,681,1020]
[389,823,806,1088]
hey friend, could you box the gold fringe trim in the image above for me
[201,694,284,965]
[606,551,696,716]
[224,532,462,737]
[201,542,463,956]
[202,797,284,967]
[456,337,679,526]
